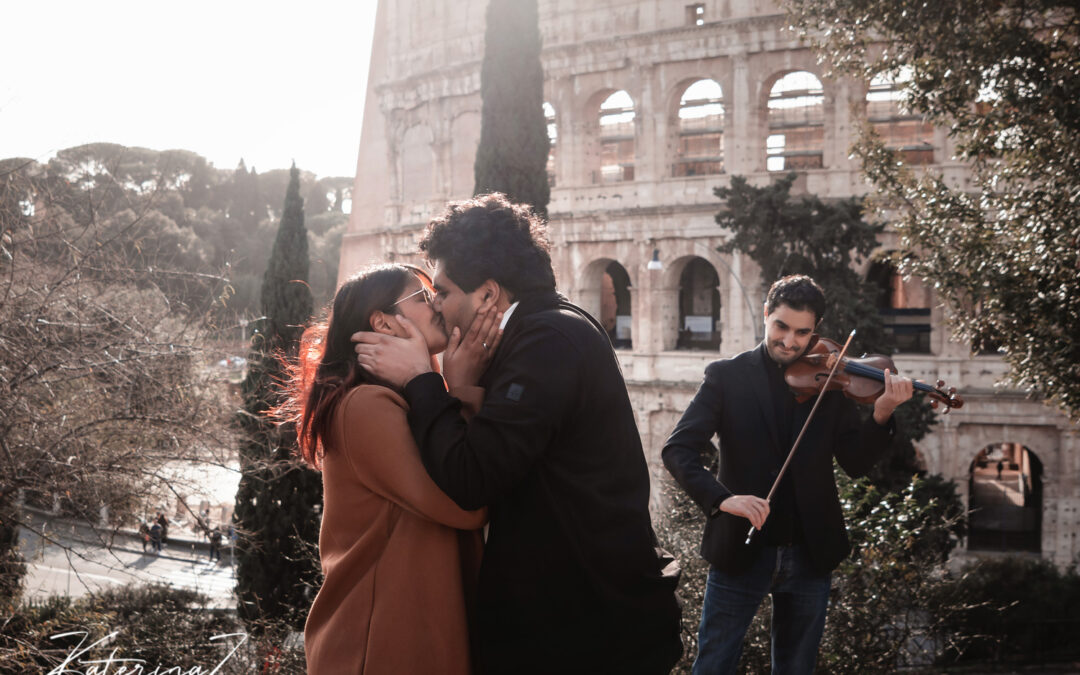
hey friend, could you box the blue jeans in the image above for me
[692,545,831,675]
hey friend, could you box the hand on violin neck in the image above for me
[873,368,915,424]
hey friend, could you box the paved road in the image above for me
[17,512,236,609]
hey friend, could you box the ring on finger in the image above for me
[482,341,489,350]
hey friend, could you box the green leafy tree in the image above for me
[307,211,349,308]
[181,155,215,210]
[473,0,550,218]
[715,173,887,350]
[784,0,1080,421]
[227,160,262,231]
[233,164,322,634]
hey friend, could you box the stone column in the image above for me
[728,52,755,174]
[634,64,657,184]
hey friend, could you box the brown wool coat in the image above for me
[304,384,487,675]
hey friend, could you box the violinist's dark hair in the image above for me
[276,264,431,469]
[766,274,826,323]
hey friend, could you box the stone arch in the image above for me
[583,88,637,184]
[662,254,722,351]
[579,257,635,349]
[866,252,933,354]
[866,68,935,165]
[544,101,558,187]
[762,70,826,172]
[670,78,726,177]
[449,111,481,199]
[968,442,1043,553]
[400,124,435,206]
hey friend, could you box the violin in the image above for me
[784,335,964,413]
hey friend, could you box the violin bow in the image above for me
[745,328,857,545]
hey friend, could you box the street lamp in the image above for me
[647,248,663,271]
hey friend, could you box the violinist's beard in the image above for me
[768,340,805,366]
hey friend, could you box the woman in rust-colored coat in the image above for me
[281,264,501,674]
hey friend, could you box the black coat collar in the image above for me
[501,289,563,337]
[750,343,783,458]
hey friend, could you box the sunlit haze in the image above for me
[0,0,377,179]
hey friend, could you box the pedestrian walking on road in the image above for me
[997,460,1004,480]
[155,510,169,547]
[209,527,222,562]
[149,521,163,554]
[138,522,151,553]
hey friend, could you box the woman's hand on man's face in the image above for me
[442,305,503,391]
[353,315,433,388]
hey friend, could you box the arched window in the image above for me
[968,443,1042,552]
[544,102,557,187]
[767,71,825,171]
[867,257,932,353]
[597,90,635,183]
[601,262,633,349]
[673,79,724,177]
[677,257,721,351]
[867,70,935,165]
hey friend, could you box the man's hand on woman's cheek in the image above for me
[352,315,433,388]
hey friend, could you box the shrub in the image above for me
[0,584,304,674]
[932,557,1080,666]
[817,472,965,673]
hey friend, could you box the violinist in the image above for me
[662,274,914,675]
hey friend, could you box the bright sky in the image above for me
[1,0,378,179]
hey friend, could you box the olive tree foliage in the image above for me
[0,156,234,600]
[784,0,1080,420]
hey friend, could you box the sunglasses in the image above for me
[391,286,433,307]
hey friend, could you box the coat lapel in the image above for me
[749,343,782,457]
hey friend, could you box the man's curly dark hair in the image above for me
[765,274,826,323]
[419,193,556,297]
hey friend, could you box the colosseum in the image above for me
[341,0,1079,568]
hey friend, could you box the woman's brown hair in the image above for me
[279,264,432,469]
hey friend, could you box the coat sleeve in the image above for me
[447,385,485,421]
[338,386,487,530]
[831,393,896,478]
[661,361,733,515]
[403,321,579,510]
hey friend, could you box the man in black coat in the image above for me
[662,275,913,674]
[354,193,682,674]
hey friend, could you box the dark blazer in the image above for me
[661,343,895,575]
[403,291,682,675]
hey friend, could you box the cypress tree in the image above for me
[473,0,550,219]
[233,164,321,633]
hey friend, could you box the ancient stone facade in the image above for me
[342,0,1079,568]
